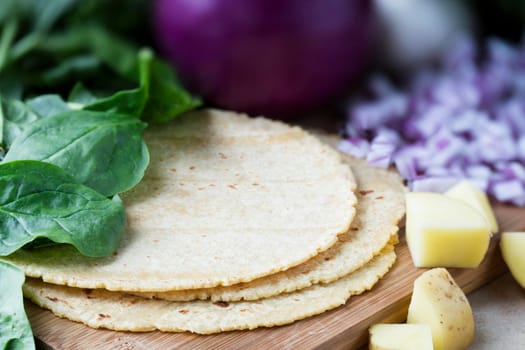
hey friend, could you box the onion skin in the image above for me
[153,0,373,118]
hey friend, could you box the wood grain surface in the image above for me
[26,204,522,350]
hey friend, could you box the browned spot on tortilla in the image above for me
[83,289,95,299]
[213,301,229,308]
[359,190,374,195]
[46,296,59,302]
[179,309,189,314]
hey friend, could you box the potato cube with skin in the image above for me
[407,268,474,350]
[500,231,525,288]
[445,180,499,233]
[405,192,490,268]
[369,323,433,350]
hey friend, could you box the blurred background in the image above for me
[2,0,525,204]
[3,0,525,119]
[148,0,525,120]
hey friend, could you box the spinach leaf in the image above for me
[0,18,17,75]
[0,1,201,122]
[81,49,152,117]
[74,49,201,123]
[0,260,35,350]
[0,0,77,73]
[0,73,22,100]
[38,54,102,86]
[67,82,98,106]
[0,0,75,32]
[4,110,149,197]
[30,0,77,33]
[25,94,70,118]
[0,94,70,153]
[143,57,202,123]
[0,97,41,149]
[0,2,147,95]
[0,160,125,257]
[31,24,139,83]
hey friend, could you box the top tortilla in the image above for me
[132,149,406,302]
[3,109,357,291]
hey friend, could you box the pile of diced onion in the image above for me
[341,37,525,206]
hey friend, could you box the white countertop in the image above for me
[468,272,525,349]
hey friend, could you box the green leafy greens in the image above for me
[0,161,125,257]
[0,0,201,122]
[0,0,202,343]
[0,260,35,350]
[0,97,41,150]
[0,0,201,255]
[4,111,149,197]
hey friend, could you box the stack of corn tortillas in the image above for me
[4,109,406,334]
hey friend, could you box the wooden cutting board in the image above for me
[26,204,523,350]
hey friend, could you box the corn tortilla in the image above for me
[133,153,405,302]
[3,109,357,291]
[23,245,396,334]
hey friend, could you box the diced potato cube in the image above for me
[405,192,490,268]
[500,231,525,288]
[445,180,499,233]
[407,268,474,350]
[369,323,433,350]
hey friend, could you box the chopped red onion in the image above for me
[425,165,452,177]
[411,176,461,193]
[492,179,525,204]
[364,128,400,168]
[497,101,525,137]
[495,162,525,182]
[337,137,369,158]
[346,93,407,136]
[465,164,492,190]
[393,146,422,180]
[518,136,525,160]
[341,36,525,206]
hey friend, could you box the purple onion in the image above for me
[337,138,370,159]
[153,0,373,118]
[342,36,525,206]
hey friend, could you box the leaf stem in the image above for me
[0,19,18,73]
